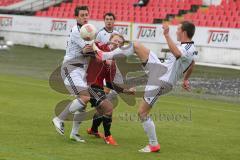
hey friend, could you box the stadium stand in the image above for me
[171,0,240,28]
[1,0,239,28]
[35,0,203,23]
[0,0,22,6]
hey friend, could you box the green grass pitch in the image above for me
[0,45,239,160]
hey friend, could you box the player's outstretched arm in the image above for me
[162,24,182,58]
[182,60,195,91]
[106,81,135,95]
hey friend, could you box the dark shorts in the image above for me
[88,85,106,107]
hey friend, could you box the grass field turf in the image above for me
[0,45,239,160]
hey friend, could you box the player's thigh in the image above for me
[96,99,113,115]
[145,51,168,81]
[61,67,89,96]
[133,41,150,62]
[143,81,172,106]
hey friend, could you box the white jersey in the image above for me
[63,24,89,64]
[96,27,119,43]
[160,42,196,85]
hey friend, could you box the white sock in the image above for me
[58,105,70,121]
[69,99,86,135]
[142,117,159,146]
[71,116,81,135]
[58,99,85,121]
[102,43,134,60]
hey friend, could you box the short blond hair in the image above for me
[109,33,125,42]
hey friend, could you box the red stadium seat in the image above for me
[33,0,205,24]
[221,21,229,28]
[0,0,22,6]
[228,21,237,28]
[237,22,240,28]
[172,0,240,28]
[171,19,180,25]
[35,11,42,16]
[214,21,222,27]
[198,20,206,26]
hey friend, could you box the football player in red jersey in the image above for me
[86,33,135,145]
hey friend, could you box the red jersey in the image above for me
[86,42,116,88]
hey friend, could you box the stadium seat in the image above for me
[228,21,237,28]
[221,21,229,28]
[214,21,222,27]
[198,20,206,26]
[171,18,180,25]
[34,0,203,24]
[0,0,22,6]
[177,0,240,28]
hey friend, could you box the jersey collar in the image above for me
[77,23,83,28]
[104,27,114,33]
[77,23,83,32]
[181,41,194,44]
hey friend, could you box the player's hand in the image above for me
[123,87,136,95]
[82,44,94,54]
[162,23,170,36]
[182,79,191,91]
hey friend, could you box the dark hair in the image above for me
[104,12,116,20]
[180,21,195,39]
[74,6,89,16]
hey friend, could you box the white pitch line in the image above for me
[196,62,240,70]
[189,105,240,113]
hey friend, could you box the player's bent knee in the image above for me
[69,98,86,113]
[79,95,90,104]
[105,107,113,115]
[138,110,152,122]
[133,41,141,50]
[138,105,151,121]
[100,100,113,114]
[138,110,146,120]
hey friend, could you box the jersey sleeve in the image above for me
[177,45,194,62]
[96,31,102,42]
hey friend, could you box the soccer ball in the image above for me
[80,24,97,41]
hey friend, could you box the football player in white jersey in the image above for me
[52,7,131,144]
[93,21,196,152]
[96,12,119,43]
[52,6,94,142]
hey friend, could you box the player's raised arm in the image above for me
[162,24,182,58]
[182,60,195,91]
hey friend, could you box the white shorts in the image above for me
[143,51,172,106]
[61,64,88,96]
[144,80,172,106]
